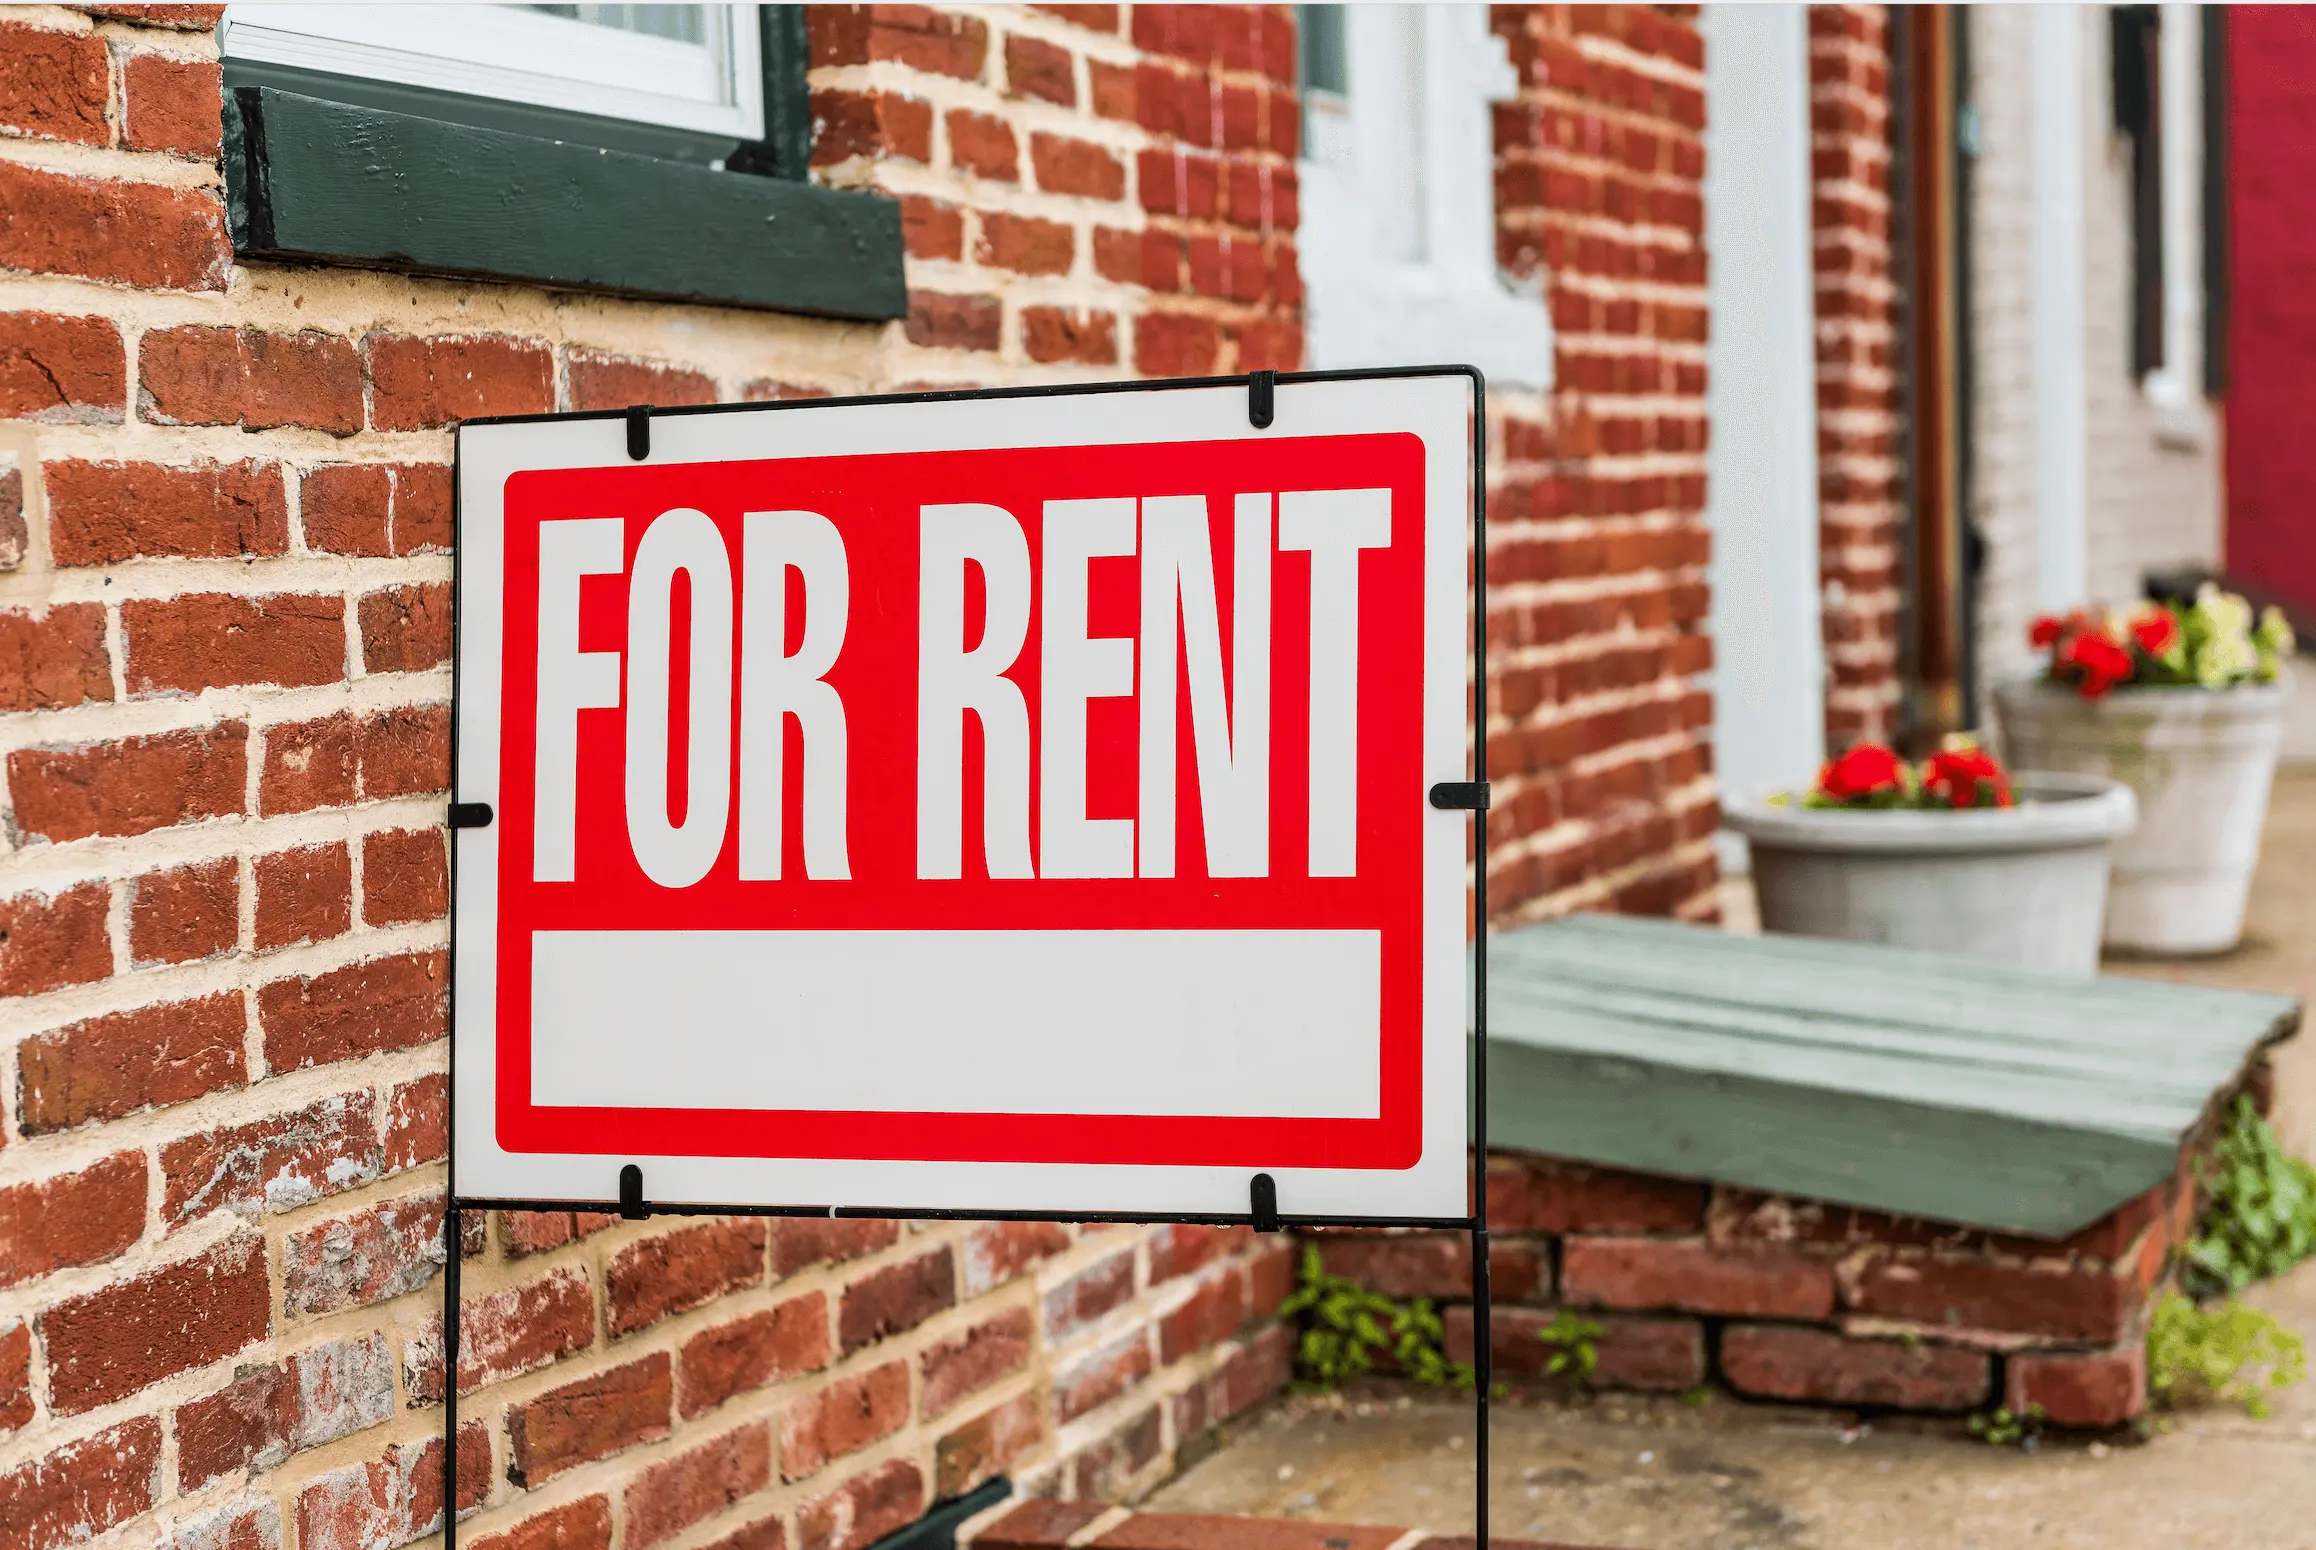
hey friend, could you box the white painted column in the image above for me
[2032,4,2089,611]
[1703,3,1824,819]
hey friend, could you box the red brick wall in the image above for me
[1807,5,1903,748]
[0,9,1298,1550]
[1486,5,1719,924]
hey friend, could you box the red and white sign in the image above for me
[453,374,1473,1217]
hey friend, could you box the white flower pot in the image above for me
[1992,676,2291,955]
[1723,774,2138,975]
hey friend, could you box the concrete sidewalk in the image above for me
[1148,767,2316,1549]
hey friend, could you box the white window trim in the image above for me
[220,4,764,141]
[2141,2,2210,449]
[1298,5,1552,391]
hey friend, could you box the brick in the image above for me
[773,1217,900,1276]
[961,1220,1071,1296]
[139,326,363,433]
[1722,1324,1989,1411]
[609,1220,768,1336]
[900,194,963,260]
[0,24,109,143]
[300,464,391,555]
[1210,1323,1291,1418]
[503,1210,609,1257]
[626,1423,773,1549]
[295,1429,486,1550]
[1133,311,1220,377]
[508,1353,674,1486]
[700,1519,786,1550]
[1030,133,1124,199]
[122,53,222,155]
[408,1263,594,1404]
[42,1232,269,1414]
[365,333,553,429]
[1449,1306,1704,1392]
[174,1366,291,1490]
[2007,1343,2146,1427]
[1149,1224,1249,1285]
[87,5,224,27]
[780,1359,908,1479]
[1487,1155,1708,1233]
[1006,35,1075,103]
[679,1293,831,1418]
[362,826,448,925]
[974,1501,1110,1550]
[0,161,228,290]
[945,108,1018,180]
[0,463,22,570]
[810,89,933,165]
[385,1072,448,1171]
[11,721,247,843]
[840,1246,955,1351]
[18,993,246,1134]
[935,1390,1042,1496]
[0,882,111,996]
[125,592,345,694]
[0,1322,29,1434]
[1316,1234,1471,1300]
[1045,1248,1135,1342]
[796,1459,923,1550]
[976,211,1074,275]
[468,1498,613,1550]
[920,1306,1031,1418]
[260,949,448,1071]
[359,582,453,674]
[1847,1255,2137,1343]
[0,312,125,421]
[0,1419,162,1550]
[292,1332,395,1449]
[167,1499,281,1550]
[361,702,455,794]
[0,1151,146,1290]
[906,291,1001,352]
[391,463,453,554]
[1097,1519,1404,1550]
[128,856,238,965]
[1560,1236,1834,1319]
[1158,1269,1247,1362]
[46,458,287,565]
[161,1090,379,1227]
[254,842,352,951]
[283,1192,446,1317]
[1054,1330,1150,1422]
[568,352,718,411]
[260,713,357,814]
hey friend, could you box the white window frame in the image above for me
[219,4,765,141]
[1298,5,1553,390]
[2141,2,2210,448]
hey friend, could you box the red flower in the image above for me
[1815,742,1909,803]
[2030,614,2066,648]
[2130,607,2180,656]
[1921,743,2016,809]
[2059,630,2134,698]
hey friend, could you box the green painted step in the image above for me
[1473,914,2301,1238]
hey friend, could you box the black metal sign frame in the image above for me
[441,365,1493,1550]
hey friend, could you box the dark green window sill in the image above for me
[222,84,906,322]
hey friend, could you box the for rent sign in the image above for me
[452,374,1475,1217]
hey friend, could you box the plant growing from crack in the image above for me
[1279,1245,1475,1390]
[2183,1096,2316,1296]
[2146,1292,2306,1421]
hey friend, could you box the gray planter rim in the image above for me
[1723,772,2139,857]
[1991,675,2293,722]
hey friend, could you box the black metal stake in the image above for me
[1469,368,1491,1550]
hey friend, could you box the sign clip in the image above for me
[1249,1172,1281,1232]
[1428,781,1491,811]
[626,404,651,461]
[618,1163,649,1220]
[1247,369,1275,429]
[448,801,495,829]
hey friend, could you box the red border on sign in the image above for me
[493,433,1429,1171]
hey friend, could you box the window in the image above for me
[215,4,904,320]
[1294,5,1551,389]
[2110,3,2209,442]
[222,5,764,147]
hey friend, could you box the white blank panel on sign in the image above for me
[531,929,1381,1118]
